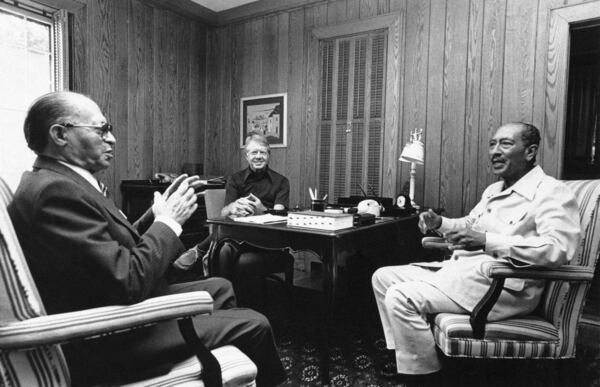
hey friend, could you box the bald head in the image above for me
[24,91,100,153]
[24,91,114,173]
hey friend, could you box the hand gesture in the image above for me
[152,179,198,225]
[229,196,256,217]
[418,209,442,234]
[444,229,486,251]
[162,174,201,198]
[247,193,267,214]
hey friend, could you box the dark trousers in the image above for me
[215,242,293,280]
[65,277,286,387]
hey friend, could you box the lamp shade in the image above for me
[399,140,424,164]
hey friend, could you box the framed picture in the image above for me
[240,93,287,148]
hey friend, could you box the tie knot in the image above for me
[98,180,108,197]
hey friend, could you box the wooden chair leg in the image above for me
[556,358,581,387]
[284,269,294,318]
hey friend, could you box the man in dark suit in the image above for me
[8,91,286,386]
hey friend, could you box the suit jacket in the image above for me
[414,166,581,320]
[8,156,184,314]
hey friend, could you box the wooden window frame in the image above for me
[307,13,405,198]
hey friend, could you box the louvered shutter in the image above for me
[318,31,387,201]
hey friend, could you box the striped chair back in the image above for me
[539,179,600,357]
[0,177,70,386]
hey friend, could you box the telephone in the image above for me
[357,199,383,217]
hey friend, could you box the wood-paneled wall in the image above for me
[205,0,600,217]
[70,0,207,205]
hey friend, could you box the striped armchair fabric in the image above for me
[0,177,257,386]
[433,179,600,359]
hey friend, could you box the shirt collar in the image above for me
[57,160,103,193]
[243,166,272,182]
[502,165,544,201]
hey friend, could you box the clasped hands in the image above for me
[419,209,485,251]
[229,193,267,217]
[152,174,201,225]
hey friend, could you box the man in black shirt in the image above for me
[215,134,293,294]
[221,134,289,216]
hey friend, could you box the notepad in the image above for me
[232,214,288,224]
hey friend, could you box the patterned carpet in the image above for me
[238,273,600,387]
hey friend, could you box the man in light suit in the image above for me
[8,91,285,386]
[371,122,581,382]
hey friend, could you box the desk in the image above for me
[207,215,420,384]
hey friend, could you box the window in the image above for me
[0,0,67,190]
[318,31,387,201]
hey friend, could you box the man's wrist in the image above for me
[155,216,182,236]
[221,204,233,217]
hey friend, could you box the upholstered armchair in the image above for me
[0,178,257,387]
[430,180,600,381]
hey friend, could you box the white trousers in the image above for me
[371,265,468,374]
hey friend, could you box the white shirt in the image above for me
[416,165,581,313]
[440,165,580,268]
[57,161,182,236]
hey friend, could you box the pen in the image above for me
[323,194,328,201]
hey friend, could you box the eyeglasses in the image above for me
[62,122,113,140]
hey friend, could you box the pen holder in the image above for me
[311,199,326,211]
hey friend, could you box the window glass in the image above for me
[0,5,53,190]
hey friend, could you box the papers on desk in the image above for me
[232,213,288,224]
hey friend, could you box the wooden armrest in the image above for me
[484,261,595,281]
[208,237,297,276]
[219,237,295,255]
[421,237,452,250]
[0,291,213,350]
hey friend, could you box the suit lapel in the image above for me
[33,157,141,238]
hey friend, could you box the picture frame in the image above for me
[240,93,287,148]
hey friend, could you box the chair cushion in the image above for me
[122,345,257,387]
[434,313,559,359]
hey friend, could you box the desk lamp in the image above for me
[399,128,424,209]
